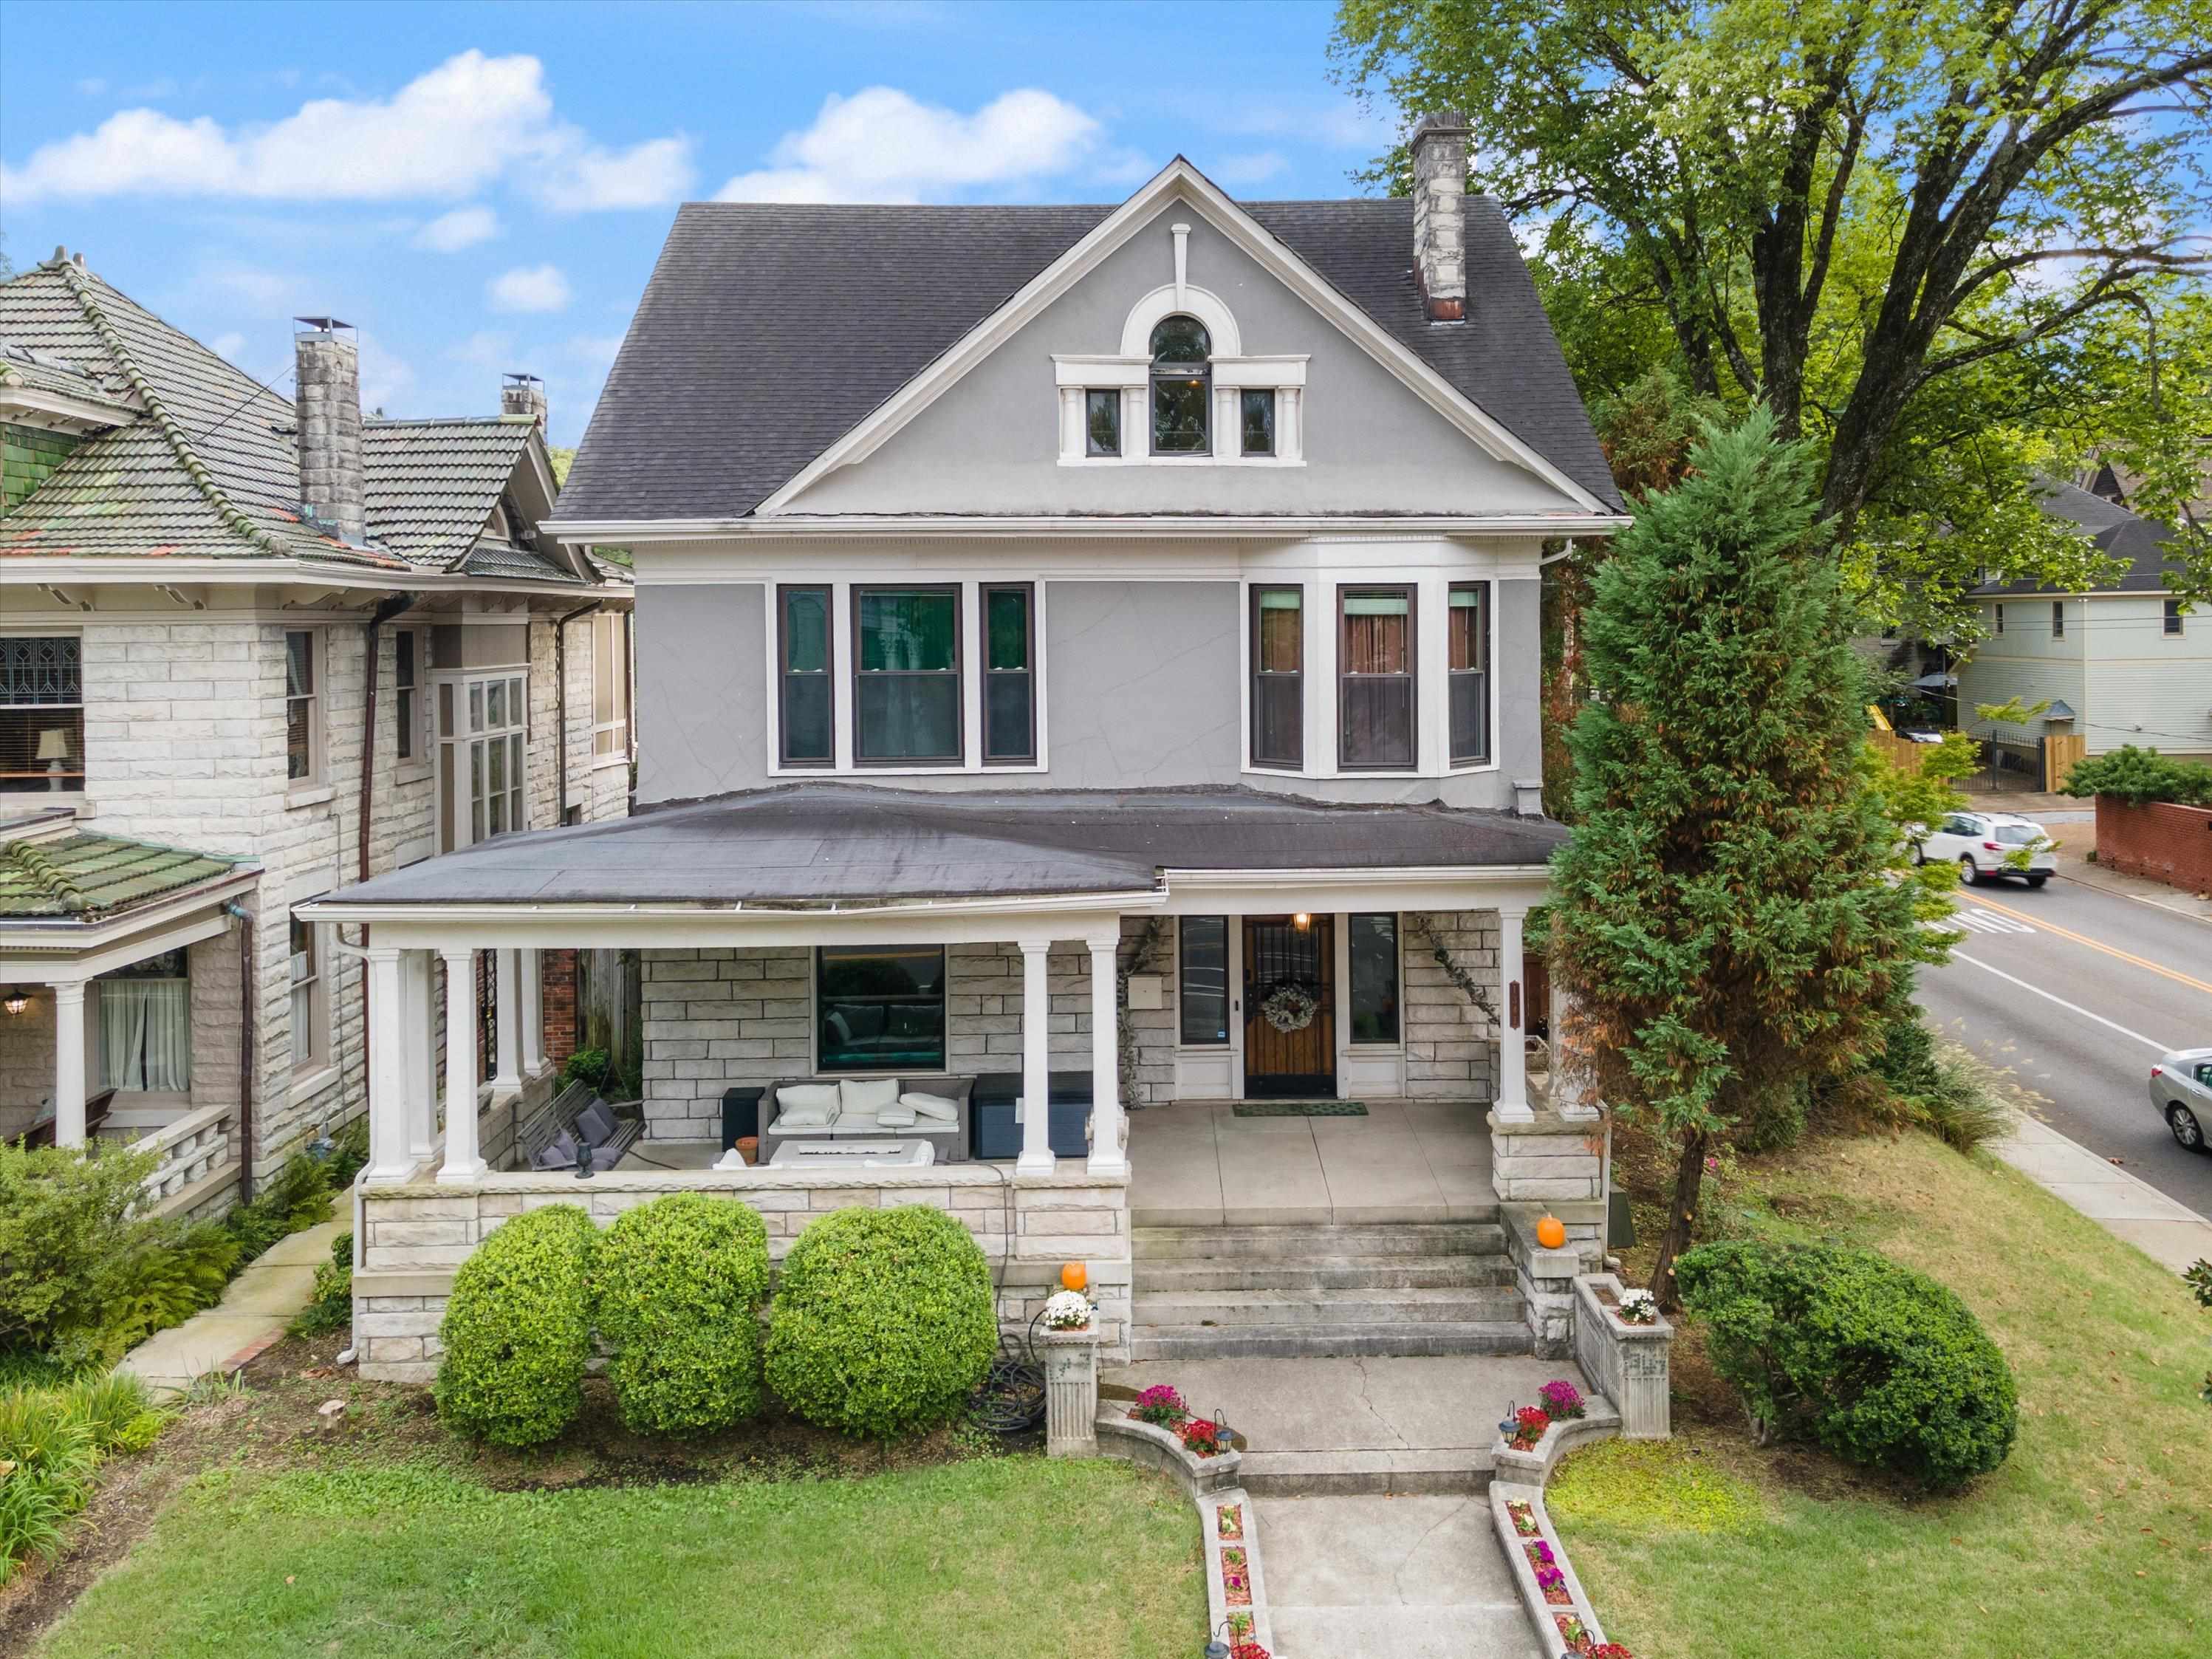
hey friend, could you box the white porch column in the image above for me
[363,946,414,1181]
[1086,935,1127,1177]
[402,950,438,1162]
[439,947,487,1182]
[518,946,545,1075]
[1493,906,1533,1123]
[1016,938,1055,1174]
[490,947,522,1094]
[51,980,87,1149]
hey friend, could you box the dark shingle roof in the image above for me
[363,415,538,564]
[560,193,1622,522]
[1973,479,2182,596]
[311,783,1569,909]
[0,829,248,920]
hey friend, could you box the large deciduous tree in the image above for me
[1333,0,2212,626]
[1547,410,1936,1299]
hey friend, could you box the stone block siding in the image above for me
[2095,797,2212,893]
[137,1102,240,1217]
[1402,910,1502,1101]
[2,422,78,510]
[353,1166,1133,1381]
[0,991,57,1142]
[1490,1110,1603,1204]
[640,918,1177,1139]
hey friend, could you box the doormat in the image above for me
[1232,1101,1369,1117]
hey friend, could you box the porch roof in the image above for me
[308,784,1568,911]
[0,818,253,921]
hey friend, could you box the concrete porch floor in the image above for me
[1129,1098,1497,1227]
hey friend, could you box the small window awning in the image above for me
[1,811,258,970]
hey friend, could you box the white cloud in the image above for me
[357,333,416,415]
[1214,95,1394,151]
[716,87,1100,204]
[487,264,572,314]
[563,333,625,371]
[210,331,247,362]
[1205,151,1289,187]
[0,50,694,211]
[448,329,516,369]
[414,205,500,252]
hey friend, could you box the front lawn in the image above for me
[1551,1129,2210,1658]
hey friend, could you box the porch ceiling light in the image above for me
[1292,911,1311,930]
[2,989,27,1017]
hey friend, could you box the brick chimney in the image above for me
[501,372,547,431]
[1410,112,1471,322]
[293,318,365,542]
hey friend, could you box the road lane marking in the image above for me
[1945,907,2038,935]
[1967,892,2212,996]
[1950,953,2174,1053]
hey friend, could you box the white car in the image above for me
[2150,1049,2212,1154]
[1913,811,2056,889]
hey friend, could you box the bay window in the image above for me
[778,586,833,766]
[854,586,961,764]
[436,670,527,851]
[0,634,83,794]
[1448,582,1490,764]
[1338,587,1415,770]
[982,584,1035,764]
[1250,586,1303,770]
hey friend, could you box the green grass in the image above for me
[1553,1131,2211,1658]
[34,1454,1203,1658]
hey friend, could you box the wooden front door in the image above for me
[1242,915,1335,1098]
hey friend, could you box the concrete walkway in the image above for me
[1993,1115,2212,1273]
[118,1219,342,1398]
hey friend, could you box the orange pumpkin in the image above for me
[1535,1214,1567,1250]
[1060,1261,1089,1293]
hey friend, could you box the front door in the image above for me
[1242,915,1335,1098]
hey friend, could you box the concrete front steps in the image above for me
[1131,1222,1531,1363]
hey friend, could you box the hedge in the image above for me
[1677,1239,2017,1490]
[594,1194,770,1437]
[434,1205,596,1447]
[764,1205,997,1438]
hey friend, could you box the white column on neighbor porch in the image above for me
[1017,937,1055,1174]
[490,947,523,1093]
[50,979,87,1149]
[1086,935,1128,1177]
[363,946,415,1181]
[1493,906,1533,1123]
[439,947,487,1182]
[402,949,438,1161]
[518,946,544,1075]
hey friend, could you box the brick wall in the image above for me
[2096,797,2212,894]
[540,948,580,1067]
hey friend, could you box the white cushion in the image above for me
[874,1107,917,1130]
[839,1077,902,1114]
[774,1082,841,1127]
[900,1091,961,1124]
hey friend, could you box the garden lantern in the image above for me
[575,1138,594,1180]
[1499,1403,1521,1440]
[2,989,27,1017]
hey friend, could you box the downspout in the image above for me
[552,598,602,823]
[227,900,256,1205]
[355,592,418,1137]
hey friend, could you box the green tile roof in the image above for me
[0,830,248,920]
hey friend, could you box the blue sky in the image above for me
[0,0,1396,447]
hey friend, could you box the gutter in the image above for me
[539,512,1635,543]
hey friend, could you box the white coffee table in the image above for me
[763,1138,937,1171]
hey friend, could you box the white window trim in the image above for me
[432,666,530,851]
[283,627,327,804]
[1055,356,1307,469]
[289,918,327,1075]
[765,579,1049,778]
[1236,572,1502,781]
[590,611,632,770]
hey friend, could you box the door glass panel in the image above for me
[1179,917,1228,1045]
[1348,914,1400,1043]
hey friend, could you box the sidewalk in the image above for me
[1992,1116,2212,1273]
[117,1219,341,1399]
[2051,844,2212,920]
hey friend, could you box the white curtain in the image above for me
[97,979,191,1091]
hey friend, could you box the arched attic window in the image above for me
[1149,315,1211,454]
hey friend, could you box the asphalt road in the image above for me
[1916,869,2212,1221]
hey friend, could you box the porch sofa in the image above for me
[759,1074,975,1166]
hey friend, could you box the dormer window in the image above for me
[1149,315,1211,454]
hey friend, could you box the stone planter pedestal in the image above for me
[1039,1326,1100,1458]
[1572,1273,1674,1440]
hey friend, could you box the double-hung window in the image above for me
[854,586,961,764]
[2051,601,2065,639]
[1250,586,1303,769]
[284,630,321,786]
[1150,316,1211,454]
[394,629,420,763]
[592,611,631,761]
[778,586,834,766]
[982,584,1035,764]
[1,634,83,794]
[1993,603,2004,635]
[2166,599,2185,637]
[1338,587,1416,770]
[289,917,324,1073]
[1448,582,1490,763]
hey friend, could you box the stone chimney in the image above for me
[501,372,547,431]
[1410,112,1471,322]
[293,318,365,542]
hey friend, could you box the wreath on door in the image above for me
[1259,982,1318,1033]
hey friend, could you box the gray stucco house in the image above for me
[307,129,1631,1375]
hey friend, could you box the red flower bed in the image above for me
[1509,1405,1551,1451]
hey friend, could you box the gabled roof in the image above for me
[1973,478,2182,598]
[362,414,552,567]
[560,178,1623,524]
[0,824,250,921]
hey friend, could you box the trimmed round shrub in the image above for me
[594,1194,770,1437]
[1677,1239,2017,1490]
[764,1205,996,1439]
[434,1204,596,1447]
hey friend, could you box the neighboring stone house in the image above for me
[308,131,1630,1375]
[0,251,632,1214]
[1958,478,2208,764]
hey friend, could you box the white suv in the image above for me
[1913,811,2057,889]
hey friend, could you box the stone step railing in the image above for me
[133,1101,242,1220]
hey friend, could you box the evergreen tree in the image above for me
[1548,408,1934,1300]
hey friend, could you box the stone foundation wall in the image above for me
[352,1165,1131,1382]
[1489,1106,1603,1203]
[1500,1199,1605,1358]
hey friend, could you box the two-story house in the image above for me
[309,127,1630,1375]
[0,251,632,1217]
